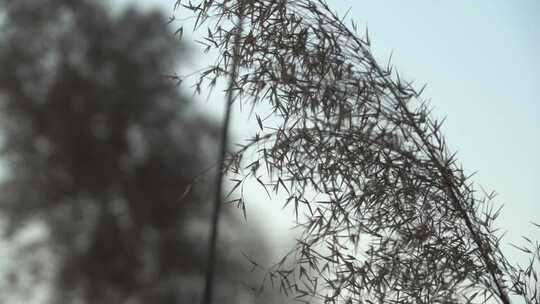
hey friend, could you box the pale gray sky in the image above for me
[121,0,540,264]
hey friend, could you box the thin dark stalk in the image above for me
[202,7,245,304]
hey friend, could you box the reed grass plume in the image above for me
[173,1,540,303]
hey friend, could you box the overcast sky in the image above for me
[117,0,539,263]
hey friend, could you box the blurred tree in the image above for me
[0,0,270,303]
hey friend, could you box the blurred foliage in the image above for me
[0,0,273,303]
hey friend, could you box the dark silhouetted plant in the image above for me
[172,1,539,303]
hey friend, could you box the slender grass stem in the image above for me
[202,5,245,304]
